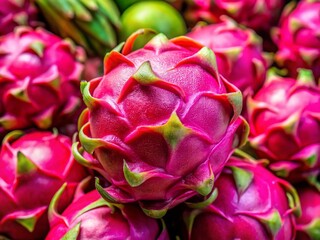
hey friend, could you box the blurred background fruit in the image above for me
[0,130,89,240]
[0,0,38,36]
[119,1,187,49]
[46,188,169,239]
[180,157,300,240]
[247,69,320,184]
[0,27,85,136]
[187,17,267,99]
[273,0,320,82]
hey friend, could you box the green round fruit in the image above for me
[120,1,187,49]
[114,0,143,12]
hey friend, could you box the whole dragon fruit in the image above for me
[295,185,320,240]
[187,18,267,98]
[0,27,85,134]
[184,0,284,32]
[181,157,300,240]
[0,0,38,36]
[0,130,88,240]
[35,0,121,57]
[73,30,249,218]
[247,69,320,183]
[46,187,169,239]
[274,0,320,81]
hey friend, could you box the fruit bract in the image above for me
[295,185,320,240]
[0,130,88,240]
[73,31,249,218]
[46,188,169,240]
[247,69,320,183]
[181,157,300,240]
[187,18,267,98]
[274,0,320,81]
[0,27,85,133]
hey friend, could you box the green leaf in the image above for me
[96,0,121,28]
[68,0,92,21]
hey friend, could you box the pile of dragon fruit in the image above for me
[0,0,319,239]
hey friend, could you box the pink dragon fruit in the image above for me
[181,156,300,240]
[73,30,249,218]
[247,69,320,183]
[0,0,38,36]
[185,0,284,32]
[46,187,169,239]
[295,185,320,240]
[0,130,88,240]
[274,0,320,82]
[0,27,85,134]
[187,18,267,98]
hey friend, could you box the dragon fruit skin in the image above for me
[295,185,320,240]
[247,69,320,183]
[74,31,249,218]
[46,188,169,240]
[0,131,88,240]
[181,157,300,240]
[0,27,85,133]
[274,0,320,81]
[185,0,284,32]
[187,18,267,98]
[0,0,38,36]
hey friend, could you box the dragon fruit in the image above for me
[73,31,249,218]
[187,18,267,98]
[0,130,88,240]
[46,187,169,239]
[35,0,121,57]
[0,27,85,134]
[181,156,300,240]
[247,69,320,183]
[274,0,320,81]
[295,184,320,240]
[184,0,284,32]
[0,0,38,36]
